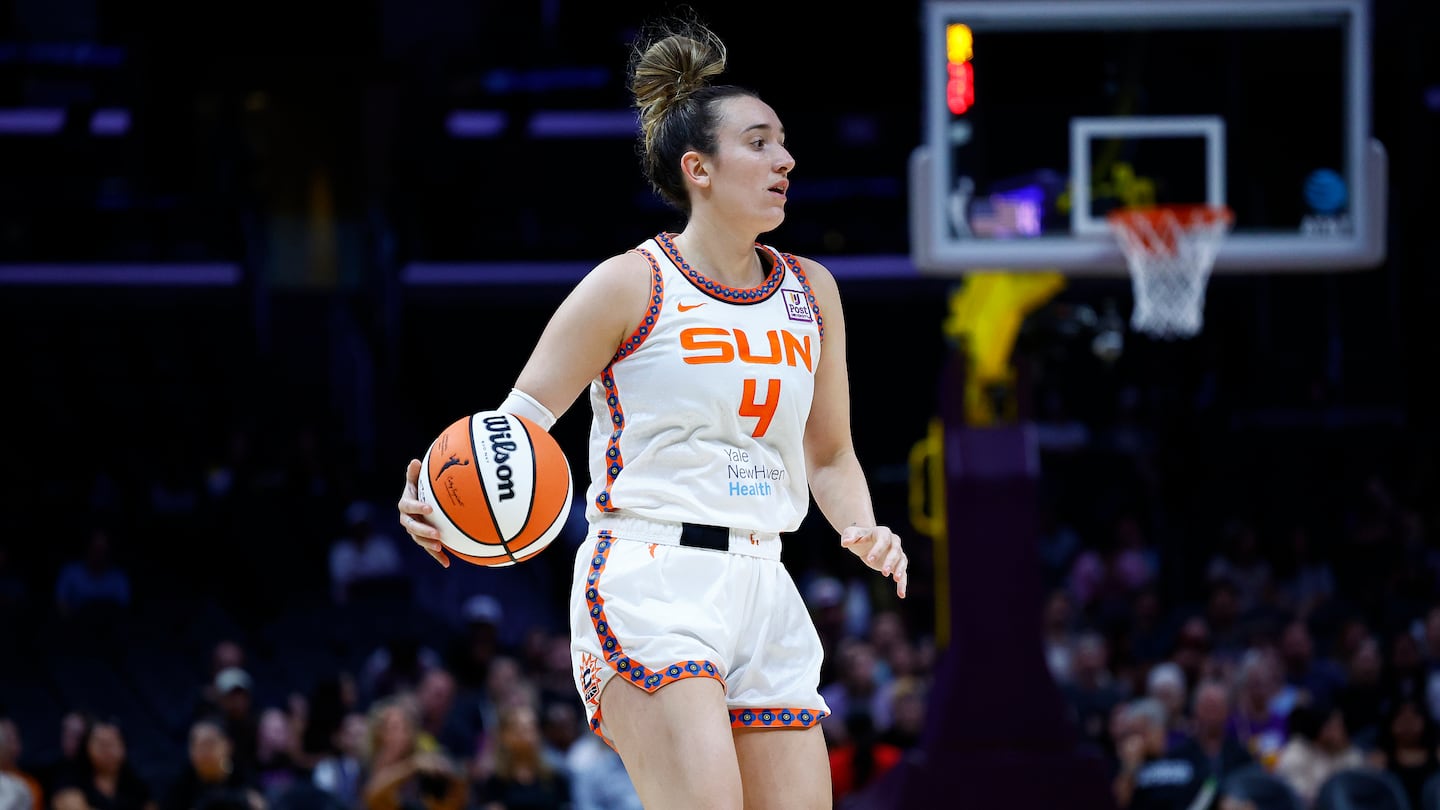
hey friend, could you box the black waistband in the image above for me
[678,523,729,551]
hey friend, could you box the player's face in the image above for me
[705,95,794,233]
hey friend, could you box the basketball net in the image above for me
[1107,204,1234,339]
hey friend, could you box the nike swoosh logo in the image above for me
[677,301,706,312]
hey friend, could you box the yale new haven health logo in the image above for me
[782,290,813,323]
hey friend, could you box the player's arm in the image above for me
[799,257,908,598]
[510,250,654,423]
[399,251,652,566]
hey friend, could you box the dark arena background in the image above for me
[1,1,1438,809]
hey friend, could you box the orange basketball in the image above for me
[415,410,574,567]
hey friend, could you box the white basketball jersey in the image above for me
[583,232,825,534]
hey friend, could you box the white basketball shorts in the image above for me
[569,515,830,746]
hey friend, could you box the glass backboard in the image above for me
[911,0,1387,276]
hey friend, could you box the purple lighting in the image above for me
[0,108,64,135]
[0,263,241,286]
[402,255,917,286]
[90,108,130,136]
[446,110,507,139]
[527,110,638,139]
[971,184,1047,238]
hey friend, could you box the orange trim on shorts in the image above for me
[730,707,828,729]
[583,530,726,742]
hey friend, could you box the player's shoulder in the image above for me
[578,245,656,295]
[776,251,838,295]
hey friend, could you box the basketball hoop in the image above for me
[1107,204,1234,339]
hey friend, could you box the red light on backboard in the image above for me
[946,24,975,115]
[947,62,974,115]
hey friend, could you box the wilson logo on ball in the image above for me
[416,410,573,567]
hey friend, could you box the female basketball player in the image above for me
[396,14,908,809]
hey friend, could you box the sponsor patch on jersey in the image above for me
[782,290,813,323]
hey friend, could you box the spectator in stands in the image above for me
[466,657,540,786]
[1168,680,1255,798]
[361,635,442,705]
[1333,633,1387,749]
[1384,630,1428,707]
[1043,588,1080,685]
[866,609,910,683]
[1273,701,1367,808]
[1111,512,1160,597]
[1171,617,1220,694]
[297,672,359,772]
[51,718,156,810]
[310,712,366,809]
[564,728,642,810]
[1067,548,1109,623]
[471,702,569,810]
[1420,604,1440,722]
[194,642,249,724]
[160,718,259,810]
[879,677,928,750]
[1227,648,1289,769]
[1064,631,1128,756]
[253,707,308,805]
[866,605,906,652]
[827,712,903,804]
[0,717,41,810]
[1206,519,1273,616]
[1274,523,1336,620]
[1128,587,1172,674]
[804,574,849,686]
[531,633,581,720]
[1368,695,1439,810]
[537,702,581,776]
[1278,619,1346,711]
[1205,580,1250,666]
[874,638,924,735]
[54,527,132,619]
[445,595,505,692]
[328,502,406,606]
[414,668,479,765]
[1333,616,1374,669]
[0,771,33,810]
[1216,792,1260,810]
[1037,505,1082,592]
[820,638,887,738]
[211,669,260,780]
[360,696,466,810]
[1112,697,1205,809]
[34,711,92,800]
[1144,662,1190,749]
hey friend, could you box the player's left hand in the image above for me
[841,525,908,598]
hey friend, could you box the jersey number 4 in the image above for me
[740,379,781,437]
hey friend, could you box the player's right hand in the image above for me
[398,459,450,568]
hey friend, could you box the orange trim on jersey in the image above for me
[616,248,666,362]
[657,232,788,305]
[583,531,726,744]
[594,251,665,514]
